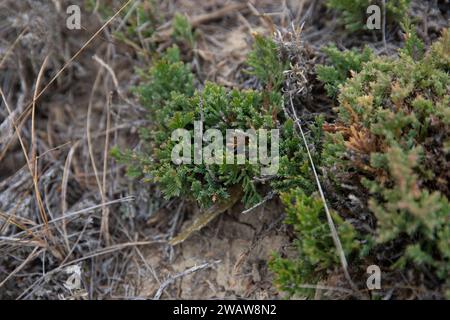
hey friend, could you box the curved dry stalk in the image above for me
[61,141,80,252]
[17,240,164,300]
[86,71,105,197]
[8,196,135,240]
[0,246,42,289]
[11,0,134,143]
[100,93,113,245]
[169,186,242,246]
[287,93,365,299]
[0,88,51,245]
[154,260,221,300]
[92,55,133,105]
[0,27,28,69]
[31,55,50,232]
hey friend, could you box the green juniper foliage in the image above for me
[115,37,319,208]
[147,82,282,207]
[172,13,195,48]
[271,27,449,299]
[87,0,160,38]
[327,0,411,31]
[320,28,450,297]
[135,46,195,108]
[400,18,426,60]
[247,34,286,90]
[316,45,373,98]
[85,0,114,17]
[270,189,358,298]
[115,16,449,297]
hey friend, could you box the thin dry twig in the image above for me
[86,71,105,203]
[92,55,133,105]
[0,246,42,289]
[61,142,80,252]
[154,260,221,300]
[8,196,135,239]
[16,240,164,300]
[0,28,28,70]
[100,92,113,245]
[287,93,364,299]
[13,0,135,140]
[31,55,51,232]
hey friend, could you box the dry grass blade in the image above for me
[9,196,135,239]
[0,88,50,246]
[61,142,80,252]
[154,260,221,300]
[0,246,42,289]
[12,0,134,140]
[287,93,364,299]
[100,93,113,244]
[86,71,104,199]
[63,240,166,267]
[16,240,165,300]
[0,209,42,244]
[92,55,133,105]
[0,27,28,70]
[31,55,50,232]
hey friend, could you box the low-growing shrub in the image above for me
[114,37,319,208]
[271,27,449,299]
[114,9,449,298]
[320,28,450,298]
[270,189,358,298]
[316,45,373,98]
[172,13,195,48]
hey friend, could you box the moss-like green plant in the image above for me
[270,27,449,300]
[85,0,114,17]
[172,13,195,48]
[316,45,373,98]
[327,0,411,31]
[114,37,319,208]
[270,189,358,298]
[114,12,449,297]
[247,34,286,90]
[86,0,160,51]
[321,28,450,297]
[135,46,195,108]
